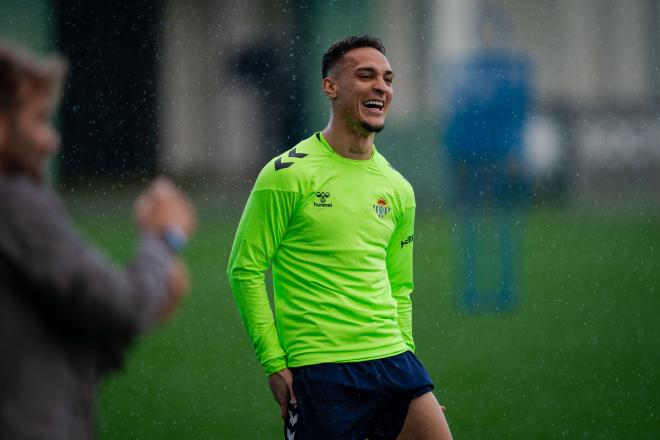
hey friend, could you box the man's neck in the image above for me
[321,117,374,161]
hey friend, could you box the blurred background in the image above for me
[2,0,659,438]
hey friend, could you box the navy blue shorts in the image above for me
[285,351,434,440]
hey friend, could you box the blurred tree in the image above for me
[55,0,162,181]
[232,38,306,157]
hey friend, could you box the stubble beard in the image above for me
[360,121,385,134]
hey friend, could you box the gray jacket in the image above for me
[0,175,173,439]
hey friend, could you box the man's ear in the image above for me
[322,77,337,99]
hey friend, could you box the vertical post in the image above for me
[649,0,660,103]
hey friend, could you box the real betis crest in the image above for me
[373,197,391,219]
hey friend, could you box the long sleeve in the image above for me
[226,186,299,374]
[0,177,172,343]
[386,206,416,351]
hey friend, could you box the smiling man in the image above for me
[227,35,453,439]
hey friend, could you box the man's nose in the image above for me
[372,77,387,94]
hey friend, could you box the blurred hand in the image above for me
[134,177,197,236]
[268,368,297,420]
[159,259,190,322]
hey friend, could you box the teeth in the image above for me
[364,100,384,109]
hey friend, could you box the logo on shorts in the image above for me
[372,197,391,219]
[314,191,332,207]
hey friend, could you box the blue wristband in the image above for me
[161,225,188,254]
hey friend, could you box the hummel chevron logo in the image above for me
[274,158,293,171]
[288,148,307,158]
[288,410,298,426]
[274,148,308,171]
[287,427,296,440]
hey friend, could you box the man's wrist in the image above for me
[161,225,188,254]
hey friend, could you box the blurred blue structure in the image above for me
[443,49,532,313]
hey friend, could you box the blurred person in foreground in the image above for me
[0,41,196,439]
[227,35,452,439]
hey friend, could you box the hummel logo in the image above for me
[314,191,332,207]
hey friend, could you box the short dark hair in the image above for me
[321,35,385,78]
[0,41,66,115]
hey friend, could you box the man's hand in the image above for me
[134,177,196,324]
[134,177,197,236]
[268,368,297,420]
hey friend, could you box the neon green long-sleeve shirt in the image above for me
[227,133,416,374]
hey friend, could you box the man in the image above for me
[227,35,453,439]
[0,42,196,439]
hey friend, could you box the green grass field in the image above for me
[66,192,660,439]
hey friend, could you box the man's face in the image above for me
[328,47,394,135]
[0,88,59,181]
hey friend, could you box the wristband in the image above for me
[161,225,188,254]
